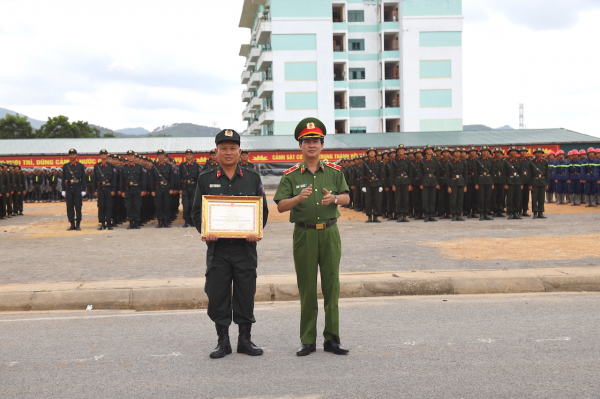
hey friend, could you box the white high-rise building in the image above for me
[239,0,463,135]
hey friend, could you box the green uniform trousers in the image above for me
[506,185,521,213]
[449,186,465,215]
[531,186,545,213]
[293,224,341,345]
[364,187,382,217]
[205,240,257,327]
[394,184,410,214]
[422,186,436,215]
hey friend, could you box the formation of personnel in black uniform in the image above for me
[339,145,552,222]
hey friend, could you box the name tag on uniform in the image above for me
[296,184,308,189]
[209,184,221,188]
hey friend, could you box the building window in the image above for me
[349,68,365,80]
[350,127,367,134]
[349,96,366,108]
[348,10,364,22]
[349,39,365,51]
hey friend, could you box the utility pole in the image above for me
[519,104,524,130]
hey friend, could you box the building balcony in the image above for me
[256,20,272,45]
[249,120,262,135]
[242,90,253,103]
[242,109,253,121]
[249,96,262,110]
[257,79,274,98]
[248,71,262,88]
[249,46,261,63]
[241,70,252,84]
[256,50,273,72]
[258,110,274,125]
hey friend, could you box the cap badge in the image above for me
[307,122,315,130]
[225,130,233,137]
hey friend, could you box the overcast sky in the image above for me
[1,0,599,137]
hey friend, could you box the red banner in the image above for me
[0,145,562,167]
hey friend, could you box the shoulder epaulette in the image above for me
[284,164,300,175]
[325,162,342,171]
[199,168,213,177]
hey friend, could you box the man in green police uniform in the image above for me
[274,117,351,356]
[192,129,268,359]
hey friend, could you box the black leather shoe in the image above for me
[134,221,141,229]
[210,324,232,359]
[236,323,263,356]
[324,339,349,355]
[538,212,546,219]
[451,215,457,221]
[163,219,171,228]
[522,212,531,217]
[155,220,163,228]
[296,344,316,356]
[67,222,76,231]
[484,214,493,220]
[127,221,134,230]
[107,225,113,230]
[372,217,381,223]
[533,213,538,219]
[365,216,372,223]
[98,223,105,230]
[456,216,465,221]
[428,216,437,222]
[182,222,189,228]
[479,214,485,221]
[513,213,522,220]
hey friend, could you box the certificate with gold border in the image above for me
[201,196,263,239]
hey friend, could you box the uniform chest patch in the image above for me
[209,184,221,188]
[296,184,308,189]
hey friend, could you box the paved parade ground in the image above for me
[1,197,599,285]
[2,293,599,398]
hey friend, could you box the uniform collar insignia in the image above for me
[238,167,243,177]
[216,169,221,178]
[301,165,305,174]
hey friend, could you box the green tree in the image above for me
[0,113,34,139]
[36,116,101,138]
[103,132,115,138]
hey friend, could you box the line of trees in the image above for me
[0,113,104,139]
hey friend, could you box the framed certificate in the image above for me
[201,195,263,239]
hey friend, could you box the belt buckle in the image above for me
[316,223,325,230]
[483,173,487,176]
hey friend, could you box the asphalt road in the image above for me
[2,293,599,398]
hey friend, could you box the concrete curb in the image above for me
[2,268,600,312]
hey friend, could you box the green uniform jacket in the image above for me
[120,162,147,192]
[384,162,393,188]
[475,157,495,185]
[409,159,421,187]
[519,157,531,185]
[446,159,468,187]
[529,159,549,186]
[360,160,385,188]
[503,158,523,185]
[492,158,504,184]
[466,158,477,183]
[273,161,348,224]
[437,158,449,186]
[417,157,439,187]
[390,156,412,186]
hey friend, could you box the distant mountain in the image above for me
[116,127,149,135]
[149,123,220,137]
[494,125,514,130]
[463,124,492,131]
[0,107,45,129]
[90,124,117,136]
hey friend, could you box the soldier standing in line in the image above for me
[0,163,5,219]
[361,147,385,223]
[418,145,440,222]
[446,148,467,221]
[553,150,568,204]
[546,151,556,203]
[49,168,60,202]
[350,156,363,212]
[436,147,451,218]
[61,149,87,231]
[567,150,583,206]
[14,165,25,215]
[274,118,349,356]
[239,150,256,170]
[410,149,423,219]
[93,149,117,230]
[32,167,43,203]
[169,156,181,225]
[503,146,524,220]
[518,147,532,216]
[476,146,495,221]
[581,147,598,207]
[180,149,203,228]
[529,148,549,218]
[151,149,175,228]
[391,145,412,223]
[205,150,220,170]
[386,148,397,220]
[465,147,478,218]
[7,164,18,216]
[110,155,123,227]
[491,148,505,216]
[381,151,389,218]
[192,128,268,359]
[121,150,147,230]
[85,168,94,201]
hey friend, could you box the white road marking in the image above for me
[535,337,571,342]
[150,352,182,357]
[477,339,494,343]
[0,310,208,323]
[71,355,104,362]
[9,362,18,366]
[403,341,416,345]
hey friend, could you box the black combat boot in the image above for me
[479,214,485,221]
[451,215,457,221]
[513,212,522,220]
[155,219,163,228]
[456,215,465,221]
[134,220,141,229]
[237,323,263,356]
[469,211,477,218]
[210,324,232,359]
[538,212,546,219]
[127,221,134,230]
[182,219,189,228]
[98,222,105,230]
[484,213,493,220]
[522,211,530,217]
[107,222,113,230]
[532,212,538,219]
[67,222,76,231]
[372,216,381,223]
[75,220,81,231]
[163,218,171,228]
[365,215,373,223]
